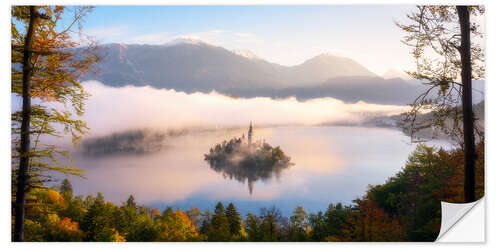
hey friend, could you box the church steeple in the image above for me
[248,121,253,145]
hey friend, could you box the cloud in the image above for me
[86,25,130,39]
[124,32,171,44]
[234,32,255,38]
[124,30,242,45]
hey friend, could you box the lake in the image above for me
[67,125,451,216]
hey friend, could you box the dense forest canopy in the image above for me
[19,141,483,241]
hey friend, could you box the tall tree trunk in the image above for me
[14,6,38,242]
[457,6,476,203]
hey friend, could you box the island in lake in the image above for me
[204,123,294,194]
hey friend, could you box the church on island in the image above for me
[204,121,293,195]
[241,122,254,146]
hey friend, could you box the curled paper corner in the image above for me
[436,197,484,242]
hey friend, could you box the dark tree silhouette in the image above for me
[397,5,484,203]
[14,6,40,241]
[457,6,476,202]
[12,6,99,241]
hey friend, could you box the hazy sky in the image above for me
[75,5,417,76]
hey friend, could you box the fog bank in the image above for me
[81,81,407,137]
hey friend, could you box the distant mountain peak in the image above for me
[306,52,356,64]
[383,68,411,80]
[232,49,259,60]
[164,37,212,47]
[296,52,377,79]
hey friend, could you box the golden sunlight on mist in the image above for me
[81,81,408,136]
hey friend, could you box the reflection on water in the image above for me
[67,126,450,215]
[204,133,294,194]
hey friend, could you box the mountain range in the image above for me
[80,39,484,105]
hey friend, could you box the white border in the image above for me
[2,0,497,249]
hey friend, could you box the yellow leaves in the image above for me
[159,210,200,241]
[11,6,100,102]
[46,214,85,241]
[11,6,98,185]
[23,219,45,241]
[47,189,64,205]
[46,213,60,224]
[109,228,126,242]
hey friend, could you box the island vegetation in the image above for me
[204,124,293,194]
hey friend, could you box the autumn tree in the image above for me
[397,6,484,202]
[186,206,202,230]
[289,206,308,241]
[158,210,199,241]
[259,206,283,241]
[11,6,99,241]
[342,199,403,242]
[44,215,85,241]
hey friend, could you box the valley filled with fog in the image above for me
[14,39,483,215]
[43,80,453,215]
[14,38,483,216]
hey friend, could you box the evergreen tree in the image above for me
[244,212,261,241]
[162,206,174,219]
[199,209,213,237]
[323,203,351,238]
[60,179,73,198]
[225,202,242,238]
[125,195,137,208]
[119,195,139,240]
[80,193,124,241]
[308,211,326,241]
[207,202,230,241]
[126,212,159,242]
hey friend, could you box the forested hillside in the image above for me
[17,141,483,242]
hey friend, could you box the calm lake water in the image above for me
[67,125,451,216]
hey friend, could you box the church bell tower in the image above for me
[248,122,253,145]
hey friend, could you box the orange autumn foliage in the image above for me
[340,199,403,242]
[159,210,199,241]
[439,141,485,203]
[11,6,100,102]
[45,215,84,241]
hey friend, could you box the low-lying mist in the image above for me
[80,80,407,137]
